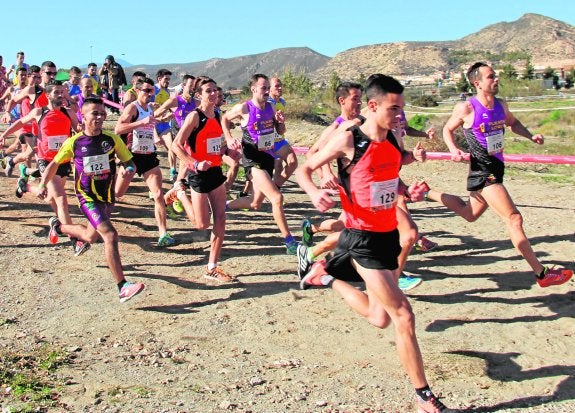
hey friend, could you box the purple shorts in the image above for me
[80,201,114,229]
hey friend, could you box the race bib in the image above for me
[132,127,154,154]
[273,132,284,143]
[486,131,504,155]
[257,133,274,151]
[83,154,110,175]
[47,135,67,151]
[370,178,399,210]
[207,136,223,155]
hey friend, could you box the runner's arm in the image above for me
[442,101,470,161]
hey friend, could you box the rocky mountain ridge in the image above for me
[126,13,575,88]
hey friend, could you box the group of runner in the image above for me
[0,55,573,413]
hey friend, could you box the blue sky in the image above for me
[1,0,573,69]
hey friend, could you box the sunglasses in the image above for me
[140,88,154,93]
[44,71,57,76]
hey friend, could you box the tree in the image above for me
[500,64,518,80]
[565,68,575,89]
[456,71,470,93]
[522,58,535,80]
[542,66,556,79]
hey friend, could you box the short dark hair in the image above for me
[467,62,489,84]
[136,77,155,89]
[335,82,363,103]
[156,68,172,78]
[16,66,28,74]
[83,96,104,106]
[41,61,56,69]
[194,78,216,95]
[250,73,268,87]
[69,66,81,75]
[88,62,97,68]
[182,74,195,83]
[364,74,404,102]
[132,71,146,79]
[45,79,63,94]
[28,65,41,74]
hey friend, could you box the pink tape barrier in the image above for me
[293,147,574,165]
[102,98,124,110]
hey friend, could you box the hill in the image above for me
[123,14,575,89]
[126,47,329,89]
[313,13,575,84]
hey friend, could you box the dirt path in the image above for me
[0,149,574,412]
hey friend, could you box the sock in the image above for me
[70,237,78,246]
[537,267,547,279]
[321,274,335,286]
[207,262,217,271]
[308,247,316,262]
[31,170,41,178]
[285,235,295,246]
[117,280,127,291]
[415,385,434,401]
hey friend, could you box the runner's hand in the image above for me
[310,189,336,212]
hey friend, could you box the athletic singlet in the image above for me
[10,86,22,120]
[54,131,132,204]
[392,110,407,148]
[334,115,345,125]
[465,97,506,163]
[174,94,196,128]
[153,86,170,106]
[242,100,276,151]
[20,85,44,135]
[268,96,286,141]
[37,107,72,161]
[128,103,155,154]
[185,109,223,168]
[337,127,402,232]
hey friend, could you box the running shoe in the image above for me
[15,177,29,198]
[119,282,145,303]
[173,200,184,213]
[286,241,298,255]
[169,168,177,183]
[301,218,314,246]
[204,266,237,283]
[157,233,176,247]
[536,266,573,288]
[4,156,14,177]
[300,260,334,290]
[297,243,312,280]
[398,274,423,292]
[165,180,186,205]
[416,394,453,413]
[415,236,438,253]
[74,240,91,257]
[166,204,179,219]
[18,163,28,178]
[48,216,61,244]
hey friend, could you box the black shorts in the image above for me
[37,159,71,178]
[241,141,274,178]
[18,132,35,144]
[186,166,227,194]
[467,169,504,191]
[325,228,401,282]
[467,157,505,191]
[131,153,160,176]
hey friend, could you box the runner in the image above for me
[114,77,175,247]
[122,71,147,107]
[35,97,145,302]
[0,79,87,255]
[296,73,452,413]
[221,73,298,255]
[151,68,178,182]
[268,77,297,189]
[423,62,572,287]
[170,78,241,282]
[393,109,438,254]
